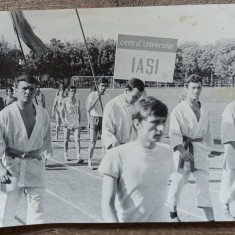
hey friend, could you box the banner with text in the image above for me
[114,34,178,82]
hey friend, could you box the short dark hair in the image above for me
[132,96,168,122]
[185,74,202,87]
[98,77,109,85]
[59,84,66,90]
[91,86,97,92]
[6,87,14,94]
[68,85,76,91]
[15,75,38,88]
[126,78,145,92]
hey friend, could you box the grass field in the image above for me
[0,86,234,142]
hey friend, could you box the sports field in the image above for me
[0,86,234,226]
[39,86,235,141]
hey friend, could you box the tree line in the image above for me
[1,36,235,86]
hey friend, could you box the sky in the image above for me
[1,4,235,52]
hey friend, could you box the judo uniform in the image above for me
[0,102,52,226]
[102,93,136,149]
[167,101,214,208]
[219,101,235,204]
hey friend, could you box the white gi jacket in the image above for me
[169,101,214,172]
[221,101,235,169]
[0,102,53,191]
[102,93,136,149]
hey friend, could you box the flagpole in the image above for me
[10,11,38,105]
[75,9,103,110]
[11,11,30,74]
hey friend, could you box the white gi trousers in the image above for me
[3,187,45,226]
[167,164,212,208]
[219,164,235,204]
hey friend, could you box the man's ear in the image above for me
[125,88,129,94]
[133,119,140,130]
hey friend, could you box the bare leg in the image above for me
[74,128,84,163]
[87,112,90,139]
[64,127,70,161]
[88,127,97,169]
[55,112,61,139]
[202,207,214,221]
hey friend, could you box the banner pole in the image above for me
[75,9,103,111]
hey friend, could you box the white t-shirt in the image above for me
[87,91,103,117]
[98,141,174,222]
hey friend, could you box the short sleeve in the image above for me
[98,149,121,179]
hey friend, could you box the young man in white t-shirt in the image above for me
[98,96,174,222]
[86,78,108,170]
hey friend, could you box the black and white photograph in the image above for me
[0,4,235,226]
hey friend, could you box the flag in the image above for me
[11,11,47,56]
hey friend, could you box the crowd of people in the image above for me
[0,74,234,226]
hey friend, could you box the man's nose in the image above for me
[156,124,164,132]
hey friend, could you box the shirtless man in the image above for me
[0,74,52,226]
[60,86,84,164]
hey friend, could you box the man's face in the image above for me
[36,85,40,92]
[15,81,36,103]
[98,83,108,95]
[69,88,76,97]
[126,88,143,104]
[187,82,202,100]
[59,89,65,96]
[136,115,166,146]
[7,89,13,96]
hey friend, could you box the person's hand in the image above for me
[63,122,67,128]
[177,145,194,162]
[0,167,11,184]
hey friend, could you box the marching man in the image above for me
[99,97,174,222]
[102,78,145,151]
[167,74,215,222]
[0,75,53,226]
[86,78,109,169]
[219,100,235,220]
[60,86,84,164]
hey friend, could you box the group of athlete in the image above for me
[51,79,108,169]
[0,74,235,226]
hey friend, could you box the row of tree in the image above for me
[1,36,235,86]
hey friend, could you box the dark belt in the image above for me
[5,147,42,161]
[178,136,203,172]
